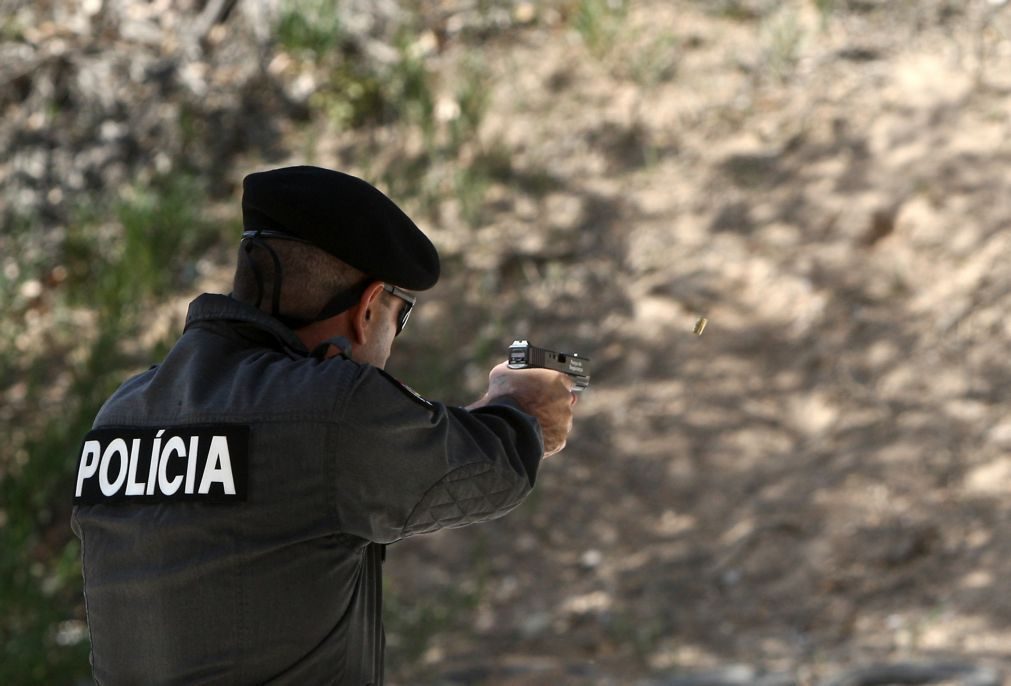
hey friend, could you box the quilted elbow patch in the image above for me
[403,462,526,536]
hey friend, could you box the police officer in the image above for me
[71,166,576,684]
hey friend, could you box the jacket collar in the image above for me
[184,293,310,357]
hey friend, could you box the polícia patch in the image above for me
[74,425,250,505]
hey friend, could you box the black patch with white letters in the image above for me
[73,425,250,505]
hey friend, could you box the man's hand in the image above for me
[468,362,576,458]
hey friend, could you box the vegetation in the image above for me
[0,175,228,683]
[572,0,629,59]
[277,0,343,58]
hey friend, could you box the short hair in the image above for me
[231,238,367,321]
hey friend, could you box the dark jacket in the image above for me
[71,293,543,685]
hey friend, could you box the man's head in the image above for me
[231,166,439,367]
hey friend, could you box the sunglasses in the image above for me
[382,284,416,336]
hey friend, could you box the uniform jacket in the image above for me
[71,293,544,685]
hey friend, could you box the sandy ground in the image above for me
[376,2,1011,683]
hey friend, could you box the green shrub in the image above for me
[64,175,224,315]
[0,175,231,682]
[762,6,805,80]
[277,0,343,58]
[572,0,629,58]
[450,57,491,152]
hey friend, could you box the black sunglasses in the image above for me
[382,284,416,336]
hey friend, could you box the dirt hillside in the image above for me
[379,2,1011,683]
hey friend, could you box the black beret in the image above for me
[241,166,440,290]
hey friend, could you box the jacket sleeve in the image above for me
[332,365,544,543]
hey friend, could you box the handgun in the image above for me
[507,340,591,391]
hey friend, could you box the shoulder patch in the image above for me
[74,425,250,505]
[377,369,435,410]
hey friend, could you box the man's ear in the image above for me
[350,281,386,345]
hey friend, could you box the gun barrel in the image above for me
[507,340,591,390]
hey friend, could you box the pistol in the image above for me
[507,340,591,391]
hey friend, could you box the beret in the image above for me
[241,166,440,290]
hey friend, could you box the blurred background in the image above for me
[2,0,1010,683]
